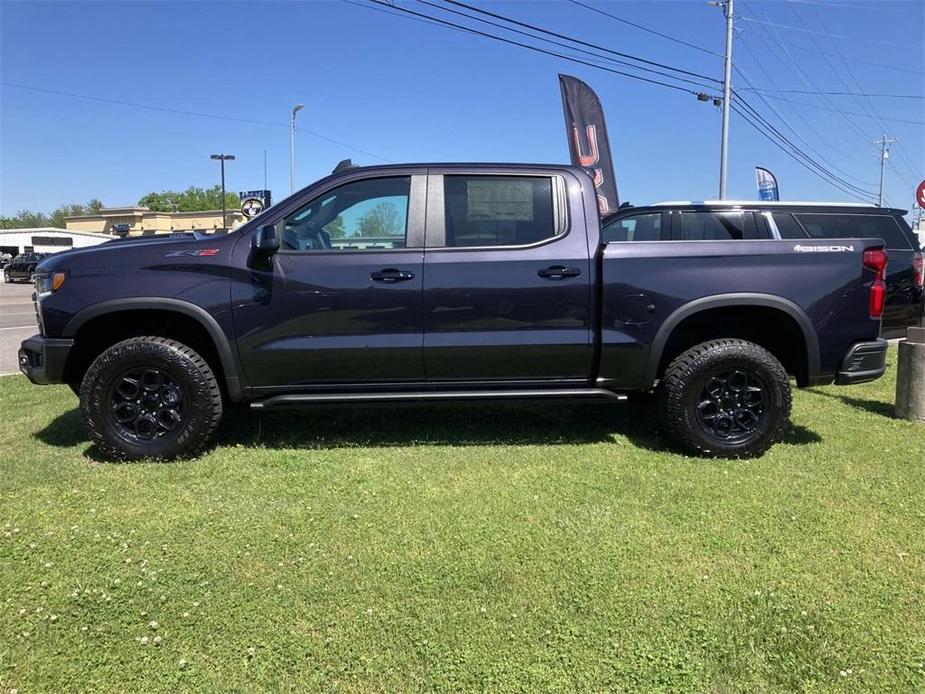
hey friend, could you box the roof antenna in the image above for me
[332,159,357,174]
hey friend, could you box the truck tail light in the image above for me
[863,248,888,320]
[913,252,923,289]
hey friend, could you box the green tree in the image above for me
[0,210,50,229]
[138,185,238,213]
[358,202,401,237]
[0,198,105,229]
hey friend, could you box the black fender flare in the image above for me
[63,298,242,400]
[643,293,821,387]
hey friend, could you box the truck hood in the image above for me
[36,232,234,273]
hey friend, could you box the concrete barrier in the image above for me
[895,325,925,423]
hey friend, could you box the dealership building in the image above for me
[0,228,114,256]
[65,206,245,236]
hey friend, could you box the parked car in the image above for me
[20,163,890,461]
[4,252,49,283]
[603,202,924,336]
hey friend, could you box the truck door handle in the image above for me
[370,268,415,283]
[538,265,581,280]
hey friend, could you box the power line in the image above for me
[754,94,925,125]
[738,88,924,99]
[733,65,877,184]
[784,0,924,14]
[0,81,393,162]
[761,36,923,75]
[738,1,873,140]
[737,15,902,45]
[803,2,922,182]
[731,100,875,202]
[565,0,723,57]
[734,93,878,197]
[354,0,708,94]
[559,0,888,195]
[410,0,716,89]
[433,0,721,83]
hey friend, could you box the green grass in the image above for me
[1,349,924,692]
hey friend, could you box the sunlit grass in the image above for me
[1,349,923,691]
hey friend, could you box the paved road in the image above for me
[0,281,38,375]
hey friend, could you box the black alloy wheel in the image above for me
[109,367,186,443]
[695,368,767,444]
[79,336,223,460]
[657,338,791,458]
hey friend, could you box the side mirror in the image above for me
[250,224,279,259]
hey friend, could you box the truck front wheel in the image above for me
[657,339,791,458]
[79,337,223,461]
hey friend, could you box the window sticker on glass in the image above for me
[467,180,535,222]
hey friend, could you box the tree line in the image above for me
[1,186,241,230]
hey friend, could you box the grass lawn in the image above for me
[1,348,924,692]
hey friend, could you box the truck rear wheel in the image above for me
[79,337,223,461]
[657,339,791,458]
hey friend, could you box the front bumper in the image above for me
[835,338,888,385]
[18,334,74,385]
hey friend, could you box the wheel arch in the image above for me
[63,298,242,400]
[644,294,820,388]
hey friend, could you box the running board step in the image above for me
[251,388,627,410]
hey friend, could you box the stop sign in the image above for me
[917,180,925,208]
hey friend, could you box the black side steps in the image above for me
[251,388,627,410]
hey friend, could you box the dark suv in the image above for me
[603,202,924,336]
[4,252,49,283]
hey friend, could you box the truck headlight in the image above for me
[36,271,66,300]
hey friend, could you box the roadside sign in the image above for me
[240,197,265,218]
[916,180,925,208]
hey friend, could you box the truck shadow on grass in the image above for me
[807,389,895,419]
[37,398,822,459]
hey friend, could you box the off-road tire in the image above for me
[79,337,222,461]
[657,339,791,458]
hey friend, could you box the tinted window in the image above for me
[603,213,662,242]
[794,214,912,250]
[677,211,749,240]
[772,212,806,239]
[443,175,556,247]
[282,176,410,251]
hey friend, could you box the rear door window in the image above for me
[603,213,663,242]
[675,211,754,240]
[771,212,807,239]
[793,214,912,250]
[442,175,558,247]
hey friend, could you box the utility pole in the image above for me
[290,104,304,194]
[210,154,235,231]
[718,0,734,200]
[873,133,898,207]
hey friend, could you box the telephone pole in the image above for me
[873,133,898,207]
[716,0,734,199]
[290,104,304,194]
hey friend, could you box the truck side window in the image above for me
[281,176,410,252]
[443,175,557,247]
[793,214,912,250]
[677,212,749,240]
[603,213,661,242]
[772,212,807,239]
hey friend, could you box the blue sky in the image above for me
[1,0,922,215]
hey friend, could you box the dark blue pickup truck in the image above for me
[20,163,893,460]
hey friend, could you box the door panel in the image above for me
[231,173,426,389]
[422,171,593,381]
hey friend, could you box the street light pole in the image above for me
[290,104,304,194]
[210,154,236,231]
[718,0,734,200]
